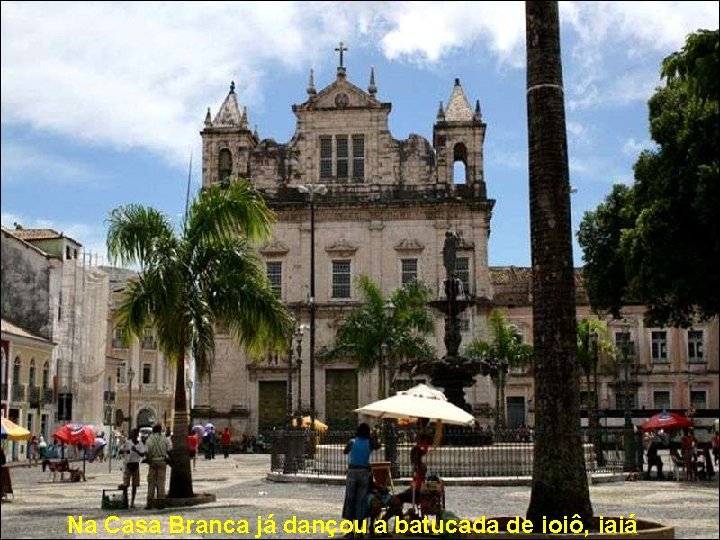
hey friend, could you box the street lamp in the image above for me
[294,325,306,426]
[617,321,636,472]
[297,183,327,427]
[187,379,194,425]
[127,367,135,432]
[589,330,605,466]
[383,300,396,397]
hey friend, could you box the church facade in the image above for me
[193,54,719,436]
[194,56,498,433]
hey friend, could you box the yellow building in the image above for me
[2,318,55,460]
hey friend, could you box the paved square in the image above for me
[1,455,718,538]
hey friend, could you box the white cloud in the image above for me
[1,1,716,165]
[1,211,109,265]
[622,137,653,157]
[1,141,104,185]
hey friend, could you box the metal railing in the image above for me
[270,426,625,478]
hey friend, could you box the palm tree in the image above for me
[525,1,593,523]
[323,276,435,399]
[464,309,532,429]
[107,180,293,499]
[577,318,614,463]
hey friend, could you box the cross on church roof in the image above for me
[335,41,348,68]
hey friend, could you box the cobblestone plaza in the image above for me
[1,455,718,539]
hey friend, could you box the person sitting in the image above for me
[646,438,664,480]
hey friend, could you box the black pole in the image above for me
[309,198,316,427]
[286,349,293,430]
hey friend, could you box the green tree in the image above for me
[579,29,719,327]
[576,318,614,451]
[322,276,435,398]
[525,1,593,523]
[464,309,532,428]
[107,180,293,499]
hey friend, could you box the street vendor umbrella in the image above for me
[642,410,694,432]
[52,423,96,447]
[355,383,475,426]
[1,417,31,441]
[292,416,329,431]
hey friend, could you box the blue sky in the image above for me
[2,2,718,266]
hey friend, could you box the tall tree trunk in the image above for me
[525,1,593,524]
[168,350,194,499]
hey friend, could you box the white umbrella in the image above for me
[355,384,475,426]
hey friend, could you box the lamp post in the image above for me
[127,367,135,433]
[618,322,636,472]
[589,331,605,467]
[381,300,398,476]
[294,325,306,426]
[187,379,194,426]
[297,183,327,427]
[286,343,294,430]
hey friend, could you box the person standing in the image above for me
[29,435,40,466]
[221,427,231,459]
[342,423,379,529]
[38,435,48,460]
[145,424,171,509]
[187,429,199,471]
[118,428,146,508]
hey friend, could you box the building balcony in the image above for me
[11,384,26,402]
[28,386,41,407]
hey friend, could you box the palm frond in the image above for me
[107,205,175,267]
[186,181,275,246]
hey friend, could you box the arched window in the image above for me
[218,148,233,182]
[29,359,36,387]
[13,356,21,385]
[452,142,468,185]
[42,361,50,389]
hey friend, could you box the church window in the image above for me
[266,261,282,297]
[142,362,153,385]
[218,148,233,182]
[320,136,332,179]
[336,135,349,180]
[332,260,352,299]
[352,135,365,182]
[116,362,126,384]
[319,134,365,182]
[456,257,470,296]
[453,143,468,184]
[401,258,418,286]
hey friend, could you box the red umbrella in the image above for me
[642,410,693,432]
[52,423,96,446]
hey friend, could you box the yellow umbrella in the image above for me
[1,417,31,441]
[292,416,328,432]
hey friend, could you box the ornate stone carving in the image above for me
[260,240,290,256]
[394,238,425,252]
[325,238,358,257]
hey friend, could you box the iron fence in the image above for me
[270,426,626,478]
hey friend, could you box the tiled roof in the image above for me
[1,318,53,344]
[9,228,62,240]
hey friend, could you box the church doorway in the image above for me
[325,369,358,430]
[258,381,286,431]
